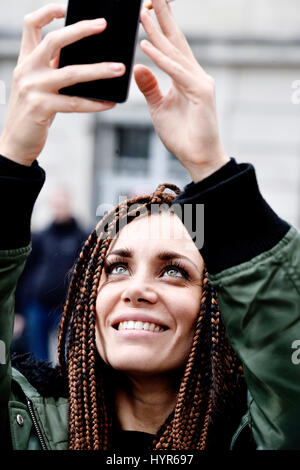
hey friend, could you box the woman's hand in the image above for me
[134,0,230,182]
[0,4,126,167]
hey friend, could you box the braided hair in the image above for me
[57,183,246,450]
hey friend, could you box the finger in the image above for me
[140,39,194,90]
[134,64,163,109]
[48,94,117,114]
[143,1,194,59]
[18,4,66,63]
[33,18,108,64]
[45,62,126,90]
[50,54,60,70]
[140,9,195,71]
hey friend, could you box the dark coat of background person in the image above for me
[14,217,88,360]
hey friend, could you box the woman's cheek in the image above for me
[95,317,109,365]
[95,292,109,362]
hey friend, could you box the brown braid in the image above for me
[57,183,246,450]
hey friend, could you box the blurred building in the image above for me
[0,0,300,229]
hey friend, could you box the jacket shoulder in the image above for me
[11,352,68,398]
[10,353,69,450]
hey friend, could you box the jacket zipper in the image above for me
[26,397,48,450]
[230,420,248,450]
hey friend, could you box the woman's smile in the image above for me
[116,321,165,332]
[111,314,169,338]
[111,313,169,332]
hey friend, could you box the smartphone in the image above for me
[58,0,143,103]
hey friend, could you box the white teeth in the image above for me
[117,321,164,332]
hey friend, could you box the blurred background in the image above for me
[1,0,300,361]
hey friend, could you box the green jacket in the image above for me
[1,227,300,450]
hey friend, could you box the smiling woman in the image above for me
[57,184,245,450]
[0,0,299,454]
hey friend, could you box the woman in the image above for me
[0,0,299,451]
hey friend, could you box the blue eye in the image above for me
[164,262,190,279]
[164,267,182,277]
[106,263,129,275]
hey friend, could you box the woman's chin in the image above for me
[107,357,163,376]
[104,353,185,378]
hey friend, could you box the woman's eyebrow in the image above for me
[158,250,198,270]
[107,248,198,270]
[106,248,133,259]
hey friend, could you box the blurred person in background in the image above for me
[14,187,88,362]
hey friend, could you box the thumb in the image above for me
[134,64,163,109]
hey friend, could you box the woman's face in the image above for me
[95,212,204,377]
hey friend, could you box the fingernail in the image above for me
[141,39,151,48]
[110,63,125,73]
[94,18,106,27]
[141,8,151,19]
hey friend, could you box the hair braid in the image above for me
[167,272,208,449]
[58,231,97,377]
[57,183,246,450]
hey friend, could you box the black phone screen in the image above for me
[58,0,143,103]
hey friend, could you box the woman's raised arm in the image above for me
[0,3,126,167]
[135,0,230,182]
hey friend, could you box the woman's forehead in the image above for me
[117,212,189,240]
[108,212,201,258]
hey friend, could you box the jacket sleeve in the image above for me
[174,158,300,450]
[0,155,45,446]
[0,247,31,446]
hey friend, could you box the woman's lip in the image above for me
[112,328,167,337]
[111,315,168,329]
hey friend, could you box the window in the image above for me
[114,126,151,174]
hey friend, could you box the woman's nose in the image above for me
[120,279,158,305]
